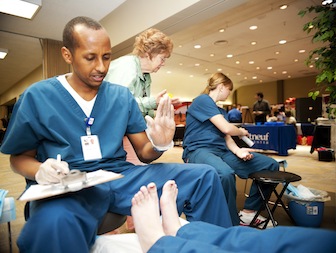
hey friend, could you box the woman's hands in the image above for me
[156,89,181,107]
[235,148,254,161]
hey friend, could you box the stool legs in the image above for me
[248,170,301,229]
[251,181,297,229]
[270,182,296,224]
[7,221,12,253]
[250,182,278,229]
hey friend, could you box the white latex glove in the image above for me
[35,158,70,185]
[145,94,175,148]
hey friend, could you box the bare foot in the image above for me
[131,183,165,253]
[160,180,181,236]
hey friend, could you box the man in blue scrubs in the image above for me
[0,16,231,253]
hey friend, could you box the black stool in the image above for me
[248,170,301,229]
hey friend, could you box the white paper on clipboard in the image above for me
[19,170,123,201]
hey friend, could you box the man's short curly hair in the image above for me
[63,16,103,53]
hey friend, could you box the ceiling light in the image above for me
[0,48,8,59]
[235,61,240,64]
[194,44,201,49]
[249,61,254,64]
[279,4,288,10]
[282,71,287,74]
[194,63,200,67]
[217,68,222,71]
[0,0,41,19]
[226,54,233,58]
[267,66,273,70]
[210,53,215,57]
[251,41,257,45]
[218,28,225,33]
[294,59,299,62]
[249,25,258,30]
[299,49,306,53]
[279,40,287,44]
[252,76,257,79]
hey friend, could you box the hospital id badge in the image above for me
[81,135,102,161]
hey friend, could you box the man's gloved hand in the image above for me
[145,94,175,148]
[35,158,70,185]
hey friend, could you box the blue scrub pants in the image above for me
[18,163,232,253]
[149,221,336,253]
[187,148,279,225]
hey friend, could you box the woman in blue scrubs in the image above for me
[182,72,279,226]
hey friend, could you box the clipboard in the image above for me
[19,170,123,201]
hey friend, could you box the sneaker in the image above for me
[239,211,277,229]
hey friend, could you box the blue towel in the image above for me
[285,183,300,197]
[0,189,8,219]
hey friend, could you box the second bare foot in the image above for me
[160,180,181,236]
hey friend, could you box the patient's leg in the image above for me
[131,182,165,253]
[160,180,181,236]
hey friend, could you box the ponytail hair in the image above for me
[201,72,233,95]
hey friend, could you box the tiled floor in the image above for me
[1,145,335,252]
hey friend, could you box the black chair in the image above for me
[310,125,331,154]
[248,170,301,229]
[173,125,185,146]
[97,212,127,235]
[243,159,287,198]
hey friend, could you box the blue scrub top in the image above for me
[1,77,146,185]
[182,94,229,160]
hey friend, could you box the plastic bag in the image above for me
[285,184,330,202]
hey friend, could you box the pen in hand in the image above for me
[56,154,62,175]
